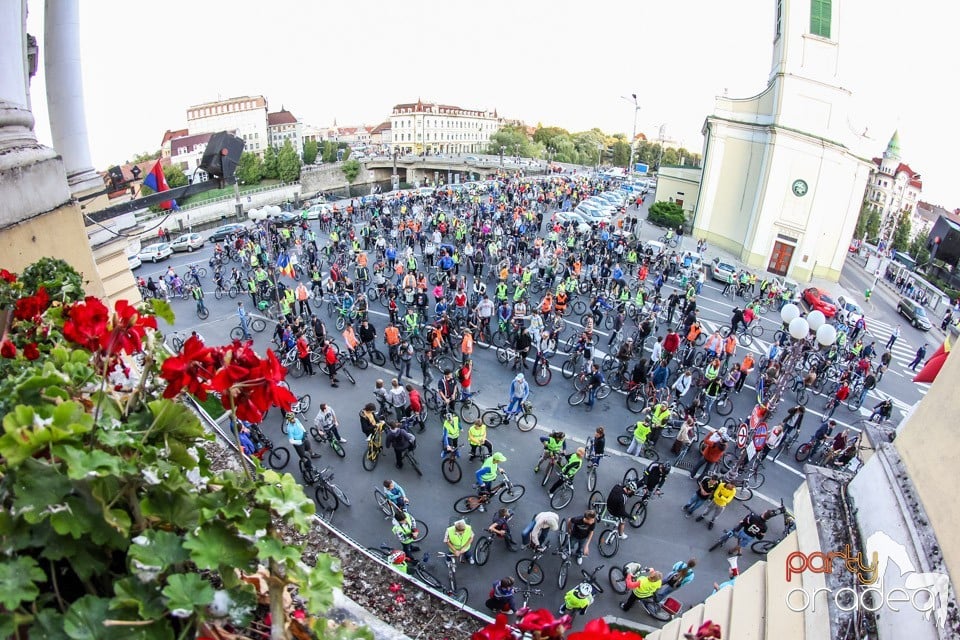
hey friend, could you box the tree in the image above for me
[854,200,872,238]
[341,159,361,183]
[486,126,533,157]
[235,151,263,185]
[891,210,912,252]
[276,140,301,183]
[660,148,679,167]
[611,140,631,167]
[262,146,279,180]
[338,143,351,162]
[320,141,338,163]
[302,139,318,165]
[129,150,161,164]
[647,201,685,228]
[163,164,188,188]
[909,229,931,266]
[865,208,881,242]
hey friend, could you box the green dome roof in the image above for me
[885,130,901,158]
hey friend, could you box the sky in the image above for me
[24,0,960,207]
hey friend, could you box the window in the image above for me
[775,0,783,38]
[810,0,831,38]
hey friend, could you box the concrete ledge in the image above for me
[326,588,412,640]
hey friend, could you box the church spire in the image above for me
[885,130,901,159]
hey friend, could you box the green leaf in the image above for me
[42,536,111,581]
[11,459,72,524]
[295,552,342,613]
[162,573,214,616]
[254,470,315,533]
[255,536,302,566]
[50,497,94,539]
[148,298,175,325]
[145,399,204,443]
[63,596,116,640]
[234,507,271,536]
[128,530,190,575]
[140,491,199,529]
[0,401,93,465]
[112,576,167,619]
[223,583,258,627]
[53,445,121,480]
[30,609,70,640]
[0,556,46,609]
[182,521,256,571]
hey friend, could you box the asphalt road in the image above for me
[137,200,931,630]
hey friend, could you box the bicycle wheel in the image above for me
[230,326,245,341]
[558,559,570,590]
[738,333,753,347]
[797,387,809,406]
[586,466,597,492]
[413,566,444,590]
[551,484,574,510]
[597,528,620,558]
[492,331,509,348]
[517,414,537,432]
[354,355,369,370]
[342,367,356,385]
[847,395,863,411]
[171,335,185,352]
[568,390,586,406]
[228,286,239,299]
[709,531,733,552]
[329,483,351,507]
[745,471,766,490]
[496,347,510,364]
[362,445,380,471]
[314,485,339,511]
[572,300,587,315]
[405,452,422,477]
[451,588,468,604]
[795,442,812,462]
[499,484,525,503]
[626,389,646,413]
[425,390,442,412]
[588,490,604,511]
[752,539,777,556]
[750,324,764,338]
[629,501,647,528]
[645,601,674,622]
[197,307,209,320]
[596,384,612,400]
[475,537,492,566]
[411,518,429,542]
[609,565,628,594]
[561,359,577,379]
[442,457,462,483]
[336,316,346,331]
[459,402,480,424]
[734,485,753,502]
[374,489,392,516]
[266,447,290,470]
[251,318,267,333]
[623,467,639,486]
[617,435,632,447]
[453,495,483,514]
[481,410,502,429]
[715,395,734,416]
[214,288,223,300]
[516,559,544,586]
[534,361,553,386]
[329,438,346,458]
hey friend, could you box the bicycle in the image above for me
[481,401,538,432]
[372,491,429,542]
[555,518,573,589]
[309,423,345,458]
[618,481,662,528]
[400,445,423,477]
[616,426,661,462]
[608,563,682,622]
[453,469,526,514]
[770,427,801,462]
[567,382,612,407]
[356,340,387,367]
[795,434,829,464]
[362,421,385,471]
[708,505,758,552]
[474,510,515,566]
[658,234,679,248]
[586,492,638,558]
[532,352,553,386]
[313,466,349,511]
[548,472,577,510]
[367,544,443,590]
[557,564,605,616]
[423,552,468,604]
[584,437,606,492]
[515,541,550,586]
[441,445,463,483]
[230,316,267,340]
[246,423,290,471]
[752,499,795,556]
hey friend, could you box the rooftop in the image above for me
[268,109,298,126]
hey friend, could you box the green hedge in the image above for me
[647,201,685,229]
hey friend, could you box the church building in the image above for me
[692,0,873,282]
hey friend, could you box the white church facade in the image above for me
[692,0,873,282]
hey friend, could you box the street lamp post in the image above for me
[767,304,837,412]
[499,145,505,168]
[596,143,603,173]
[655,124,667,171]
[622,93,641,175]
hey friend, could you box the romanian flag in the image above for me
[277,253,295,279]
[142,160,177,210]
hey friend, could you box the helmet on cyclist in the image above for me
[388,550,406,565]
[624,481,638,493]
[662,462,672,473]
[285,412,295,420]
[575,583,593,598]
[491,452,507,463]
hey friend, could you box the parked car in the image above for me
[836,295,864,326]
[209,223,248,242]
[169,232,205,253]
[556,209,589,224]
[137,243,173,263]
[802,287,838,318]
[644,240,667,256]
[896,298,932,330]
[711,258,738,282]
[127,254,142,270]
[272,212,300,227]
[304,203,332,220]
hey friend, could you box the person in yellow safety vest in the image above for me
[476,451,507,494]
[695,481,738,529]
[444,519,475,564]
[442,412,460,451]
[704,357,722,382]
[467,421,492,461]
[620,568,664,611]
[521,269,532,286]
[626,420,652,456]
[548,447,585,496]
[560,582,595,616]
[388,550,409,574]
[534,431,566,472]
[391,511,421,555]
[513,284,526,303]
[649,403,672,428]
[496,282,508,301]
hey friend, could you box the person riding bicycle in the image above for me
[535,431,567,472]
[442,411,461,452]
[560,582,595,616]
[641,461,671,497]
[620,568,664,612]
[313,403,345,443]
[724,509,777,556]
[475,452,507,500]
[808,419,837,458]
[644,401,672,444]
[382,479,408,512]
[487,508,519,552]
[285,411,320,463]
[486,577,517,614]
[548,447,585,496]
[392,510,421,556]
[870,398,894,422]
[606,481,638,538]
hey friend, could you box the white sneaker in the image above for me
[577,556,583,565]
[619,533,629,540]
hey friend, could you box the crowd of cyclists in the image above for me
[148,168,898,630]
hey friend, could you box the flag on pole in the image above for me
[142,160,178,210]
[277,253,295,278]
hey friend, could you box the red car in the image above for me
[802,287,838,318]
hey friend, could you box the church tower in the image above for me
[691,0,873,282]
[880,130,902,175]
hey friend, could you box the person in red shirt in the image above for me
[663,330,681,356]
[324,339,339,388]
[459,359,473,397]
[296,330,314,376]
[406,384,424,430]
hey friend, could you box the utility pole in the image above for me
[622,93,640,174]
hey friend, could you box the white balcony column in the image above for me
[0,0,39,150]
[44,0,102,194]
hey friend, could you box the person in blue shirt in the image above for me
[238,425,256,455]
[382,479,408,512]
[651,362,669,390]
[285,412,320,461]
[657,558,697,599]
[438,252,454,273]
[507,373,530,415]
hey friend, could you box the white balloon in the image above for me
[807,310,826,331]
[816,323,837,347]
[789,317,809,340]
[780,303,800,324]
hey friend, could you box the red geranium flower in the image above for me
[0,269,15,283]
[569,618,645,639]
[104,299,157,355]
[208,343,295,423]
[23,342,40,361]
[63,297,110,352]
[13,286,50,321]
[0,339,15,359]
[160,335,215,399]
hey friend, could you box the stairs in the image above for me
[644,484,830,640]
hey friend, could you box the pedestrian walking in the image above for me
[886,325,900,350]
[908,344,927,371]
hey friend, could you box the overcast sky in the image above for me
[25,0,960,206]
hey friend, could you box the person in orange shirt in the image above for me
[461,329,474,360]
[384,321,401,361]
[342,323,360,355]
[540,292,554,315]
[686,321,702,345]
[638,264,649,282]
[723,335,737,367]
[736,353,754,393]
